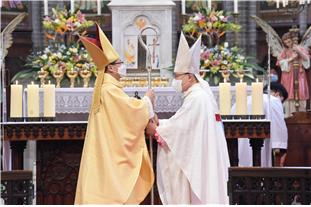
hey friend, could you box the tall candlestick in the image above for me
[276,0,280,8]
[219,80,231,115]
[44,0,48,16]
[97,0,101,15]
[208,0,212,10]
[235,81,247,115]
[70,0,74,14]
[10,80,23,118]
[252,79,264,115]
[43,81,55,117]
[181,0,186,15]
[27,82,39,117]
[234,0,238,14]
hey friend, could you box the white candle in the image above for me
[97,0,101,15]
[27,82,39,117]
[208,0,212,10]
[10,80,23,118]
[70,0,74,14]
[234,0,238,14]
[44,0,48,16]
[219,80,231,115]
[235,81,247,115]
[252,79,264,115]
[43,81,55,117]
[181,0,186,15]
[282,0,286,7]
[299,0,304,5]
[276,0,280,8]
[308,0,310,4]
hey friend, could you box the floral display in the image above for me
[26,43,96,74]
[13,8,97,87]
[183,8,240,41]
[43,7,94,41]
[200,42,261,85]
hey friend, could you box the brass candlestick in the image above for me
[52,69,64,88]
[38,69,49,87]
[237,69,245,82]
[79,69,92,88]
[66,70,78,88]
[221,69,230,82]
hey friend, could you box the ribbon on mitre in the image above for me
[215,113,222,122]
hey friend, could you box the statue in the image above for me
[252,15,311,116]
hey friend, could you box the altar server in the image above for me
[146,33,230,204]
[233,82,288,167]
[75,24,154,204]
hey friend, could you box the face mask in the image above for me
[171,79,182,93]
[117,64,127,77]
[271,74,278,82]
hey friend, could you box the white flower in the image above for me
[219,15,225,21]
[193,15,200,21]
[57,52,62,58]
[41,54,48,60]
[224,42,229,48]
[54,19,60,24]
[223,60,228,65]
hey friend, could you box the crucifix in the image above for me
[148,37,160,64]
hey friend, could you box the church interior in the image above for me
[1,0,311,205]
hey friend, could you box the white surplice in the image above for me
[234,94,288,167]
[156,83,230,204]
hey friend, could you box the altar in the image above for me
[3,85,270,204]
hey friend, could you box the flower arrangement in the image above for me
[12,8,97,87]
[26,43,96,74]
[43,7,94,42]
[183,7,240,46]
[200,42,261,85]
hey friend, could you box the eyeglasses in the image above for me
[111,61,124,65]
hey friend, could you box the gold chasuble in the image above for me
[74,24,154,204]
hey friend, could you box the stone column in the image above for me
[30,1,44,52]
[223,1,235,46]
[248,1,257,59]
[299,5,308,36]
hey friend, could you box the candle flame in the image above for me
[48,80,51,85]
[31,81,34,85]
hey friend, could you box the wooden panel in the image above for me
[285,112,311,166]
[228,167,311,205]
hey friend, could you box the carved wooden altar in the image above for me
[3,119,270,205]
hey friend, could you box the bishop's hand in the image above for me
[145,89,155,106]
[145,119,157,136]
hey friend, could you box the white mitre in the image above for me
[174,32,201,74]
[174,32,219,112]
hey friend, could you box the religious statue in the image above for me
[252,15,311,116]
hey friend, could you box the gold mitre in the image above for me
[79,23,120,113]
[79,23,120,71]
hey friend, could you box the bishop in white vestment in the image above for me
[148,33,230,204]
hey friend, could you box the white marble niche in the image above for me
[108,0,175,78]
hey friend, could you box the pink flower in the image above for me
[76,11,85,23]
[201,51,210,60]
[222,17,228,22]
[210,15,217,22]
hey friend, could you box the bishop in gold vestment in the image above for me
[74,24,154,204]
